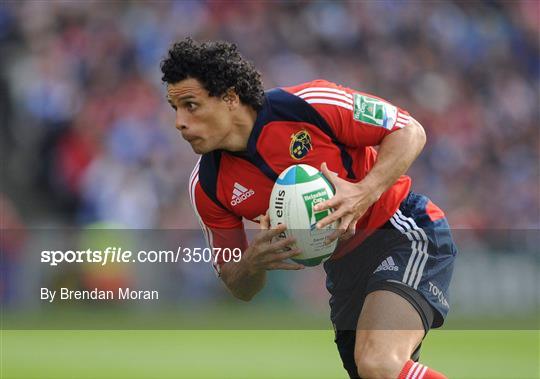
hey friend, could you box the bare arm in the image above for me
[220,214,303,301]
[315,117,426,241]
[361,117,426,201]
[220,257,266,302]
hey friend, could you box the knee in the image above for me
[355,340,406,379]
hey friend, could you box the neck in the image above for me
[223,105,258,152]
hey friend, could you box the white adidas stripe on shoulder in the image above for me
[299,92,353,104]
[296,88,411,129]
[294,86,353,99]
[304,98,353,111]
[294,86,354,111]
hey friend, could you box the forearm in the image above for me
[362,118,426,199]
[220,259,267,301]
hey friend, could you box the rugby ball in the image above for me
[268,164,338,266]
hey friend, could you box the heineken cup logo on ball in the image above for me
[302,189,331,231]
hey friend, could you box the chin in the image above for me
[190,140,217,155]
[191,144,210,155]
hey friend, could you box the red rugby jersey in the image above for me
[189,79,412,275]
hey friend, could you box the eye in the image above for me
[185,102,197,112]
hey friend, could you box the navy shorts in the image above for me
[324,192,457,378]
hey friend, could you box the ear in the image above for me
[222,87,239,109]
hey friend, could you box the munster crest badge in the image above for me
[289,130,313,160]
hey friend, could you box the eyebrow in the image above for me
[167,94,196,104]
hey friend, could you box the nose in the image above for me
[175,111,188,131]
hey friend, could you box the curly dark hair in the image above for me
[160,38,265,110]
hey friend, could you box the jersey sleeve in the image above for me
[285,80,411,147]
[189,163,248,277]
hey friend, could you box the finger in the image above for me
[348,220,357,235]
[326,215,354,244]
[267,262,305,271]
[320,162,339,185]
[316,208,345,229]
[260,211,270,230]
[313,197,340,212]
[258,223,287,243]
[340,220,357,241]
[325,228,345,245]
[274,248,302,261]
[339,231,353,241]
[268,236,297,252]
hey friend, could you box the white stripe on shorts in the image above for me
[389,209,429,289]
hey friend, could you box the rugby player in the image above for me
[161,38,456,379]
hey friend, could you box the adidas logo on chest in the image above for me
[231,182,255,206]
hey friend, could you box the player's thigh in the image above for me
[355,290,425,363]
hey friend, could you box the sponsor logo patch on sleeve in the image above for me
[353,94,398,130]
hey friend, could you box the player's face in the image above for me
[167,78,235,154]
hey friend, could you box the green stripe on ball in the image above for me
[292,253,333,267]
[295,165,321,184]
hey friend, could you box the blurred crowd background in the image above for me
[0,1,538,316]
[1,0,538,229]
